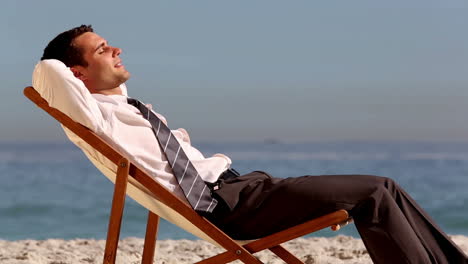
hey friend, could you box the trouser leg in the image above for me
[354,178,467,264]
[206,172,467,264]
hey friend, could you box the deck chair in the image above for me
[24,86,352,264]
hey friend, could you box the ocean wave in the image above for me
[225,151,468,161]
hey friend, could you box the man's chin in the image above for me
[119,72,131,83]
[124,70,131,79]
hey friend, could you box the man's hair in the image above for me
[41,25,94,67]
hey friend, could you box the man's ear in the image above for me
[70,66,87,81]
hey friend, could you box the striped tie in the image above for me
[127,98,218,213]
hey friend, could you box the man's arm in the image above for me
[32,59,107,133]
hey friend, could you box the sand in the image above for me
[0,235,467,264]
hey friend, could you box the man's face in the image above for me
[71,32,130,95]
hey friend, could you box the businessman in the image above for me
[37,25,467,264]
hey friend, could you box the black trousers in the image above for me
[204,171,468,264]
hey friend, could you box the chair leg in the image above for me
[141,211,159,264]
[196,250,264,264]
[103,158,130,264]
[269,245,304,264]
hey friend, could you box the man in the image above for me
[38,25,467,264]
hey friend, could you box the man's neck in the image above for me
[90,86,123,96]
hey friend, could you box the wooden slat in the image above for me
[195,250,243,264]
[141,212,159,264]
[244,210,349,253]
[103,158,130,264]
[269,245,303,264]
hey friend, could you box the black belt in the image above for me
[219,168,240,180]
[207,168,240,191]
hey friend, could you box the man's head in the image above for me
[41,25,130,95]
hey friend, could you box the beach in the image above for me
[2,142,468,263]
[1,235,467,264]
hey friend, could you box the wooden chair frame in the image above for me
[24,86,352,264]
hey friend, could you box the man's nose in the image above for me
[112,46,122,57]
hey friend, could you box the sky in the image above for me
[1,0,467,143]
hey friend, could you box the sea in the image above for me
[0,141,467,241]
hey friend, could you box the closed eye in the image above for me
[95,41,108,54]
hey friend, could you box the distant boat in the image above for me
[264,138,281,144]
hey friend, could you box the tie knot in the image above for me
[127,97,140,107]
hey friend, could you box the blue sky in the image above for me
[1,0,467,142]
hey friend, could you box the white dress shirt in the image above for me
[32,59,231,199]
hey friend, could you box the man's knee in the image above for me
[363,175,399,192]
[378,176,402,196]
[350,175,401,221]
